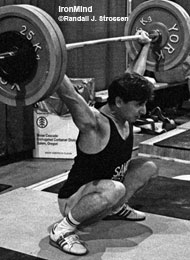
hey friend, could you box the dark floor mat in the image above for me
[43,181,65,193]
[0,247,46,260]
[154,129,190,150]
[129,176,190,220]
[0,184,12,193]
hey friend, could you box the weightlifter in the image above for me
[49,30,158,255]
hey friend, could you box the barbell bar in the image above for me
[0,33,159,59]
[66,35,150,50]
[0,34,149,88]
[0,33,153,91]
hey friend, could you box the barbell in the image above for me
[0,0,189,106]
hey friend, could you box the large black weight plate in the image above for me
[0,5,63,106]
[125,0,190,71]
[20,5,67,101]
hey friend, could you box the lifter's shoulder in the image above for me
[91,106,108,121]
[83,106,109,131]
[92,107,110,134]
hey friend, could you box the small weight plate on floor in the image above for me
[125,0,190,71]
[0,5,63,106]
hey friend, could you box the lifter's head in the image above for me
[107,72,154,122]
[107,72,154,105]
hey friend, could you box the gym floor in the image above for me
[1,113,190,260]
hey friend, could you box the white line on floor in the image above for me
[26,171,69,191]
[138,153,190,164]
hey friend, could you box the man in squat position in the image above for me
[50,30,158,255]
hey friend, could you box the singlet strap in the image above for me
[100,111,133,139]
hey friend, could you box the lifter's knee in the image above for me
[138,160,158,186]
[128,158,158,183]
[97,180,126,207]
[143,160,158,180]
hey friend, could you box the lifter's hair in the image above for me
[107,72,154,105]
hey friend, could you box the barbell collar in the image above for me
[0,31,37,84]
[0,49,17,59]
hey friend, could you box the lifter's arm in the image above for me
[57,75,97,132]
[126,30,151,75]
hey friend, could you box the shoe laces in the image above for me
[60,232,84,249]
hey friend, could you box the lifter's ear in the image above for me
[115,96,124,108]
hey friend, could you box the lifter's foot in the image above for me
[49,223,88,256]
[103,204,146,221]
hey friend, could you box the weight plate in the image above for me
[20,5,67,101]
[154,2,190,82]
[125,0,190,71]
[0,5,62,106]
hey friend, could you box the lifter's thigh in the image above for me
[58,179,125,217]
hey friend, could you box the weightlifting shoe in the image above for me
[104,204,146,221]
[49,223,88,256]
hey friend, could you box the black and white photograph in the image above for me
[0,0,190,259]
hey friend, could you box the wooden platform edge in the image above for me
[138,122,190,162]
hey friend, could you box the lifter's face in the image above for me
[118,99,147,123]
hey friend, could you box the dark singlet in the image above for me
[58,114,133,199]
